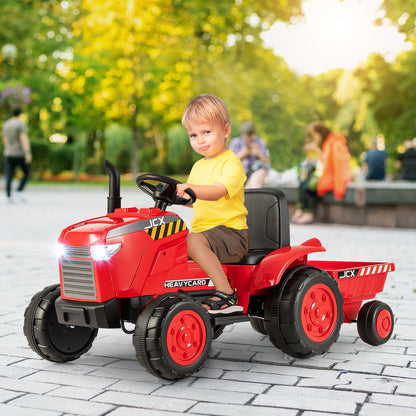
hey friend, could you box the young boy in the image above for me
[176,94,249,314]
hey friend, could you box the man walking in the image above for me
[2,107,32,202]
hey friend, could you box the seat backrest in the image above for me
[244,188,290,251]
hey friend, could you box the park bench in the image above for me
[271,180,416,228]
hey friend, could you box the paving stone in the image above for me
[0,365,36,379]
[332,361,384,374]
[0,403,61,416]
[106,407,201,416]
[354,351,410,367]
[152,385,254,405]
[383,365,416,379]
[0,376,57,395]
[0,187,415,415]
[370,392,416,408]
[335,373,399,394]
[46,386,103,400]
[0,388,23,403]
[23,370,118,389]
[190,402,297,416]
[302,412,342,416]
[191,377,269,394]
[253,385,365,414]
[104,379,164,395]
[92,390,195,412]
[359,402,416,416]
[9,393,115,416]
[221,369,298,386]
[394,379,416,395]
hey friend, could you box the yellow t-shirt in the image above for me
[188,149,248,232]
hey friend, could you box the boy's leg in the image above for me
[187,232,233,295]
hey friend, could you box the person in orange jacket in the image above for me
[292,121,351,224]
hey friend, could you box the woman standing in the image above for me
[292,121,351,224]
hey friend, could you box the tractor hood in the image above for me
[58,207,184,247]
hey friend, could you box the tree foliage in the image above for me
[381,0,416,41]
[65,0,302,175]
[1,0,415,179]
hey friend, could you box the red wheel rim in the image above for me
[376,309,392,339]
[301,283,338,342]
[166,310,206,365]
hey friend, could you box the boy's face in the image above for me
[185,119,231,160]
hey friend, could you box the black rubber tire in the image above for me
[265,268,344,358]
[133,293,212,380]
[249,316,268,335]
[23,284,98,362]
[357,300,394,346]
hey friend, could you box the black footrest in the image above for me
[212,313,249,326]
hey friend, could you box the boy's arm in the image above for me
[177,182,227,201]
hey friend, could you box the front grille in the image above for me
[64,246,90,258]
[60,257,97,300]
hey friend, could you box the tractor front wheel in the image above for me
[23,284,98,362]
[134,293,212,380]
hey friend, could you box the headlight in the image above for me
[56,244,66,258]
[90,243,121,261]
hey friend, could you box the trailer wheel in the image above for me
[23,284,98,362]
[134,293,212,380]
[265,268,343,358]
[357,301,394,346]
[249,316,268,335]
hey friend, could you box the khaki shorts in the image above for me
[201,225,250,264]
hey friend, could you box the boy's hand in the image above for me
[176,183,192,199]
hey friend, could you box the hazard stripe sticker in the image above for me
[145,219,187,240]
[357,263,391,276]
[106,215,186,239]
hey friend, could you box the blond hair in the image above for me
[182,94,230,129]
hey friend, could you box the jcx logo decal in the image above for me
[338,269,359,278]
[338,264,392,279]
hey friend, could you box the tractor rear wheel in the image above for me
[23,284,98,362]
[265,268,343,358]
[357,300,394,345]
[134,293,212,380]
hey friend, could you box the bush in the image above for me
[166,124,197,174]
[105,123,132,173]
[31,141,50,179]
[49,144,74,175]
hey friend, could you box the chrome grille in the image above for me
[64,246,90,258]
[60,257,96,300]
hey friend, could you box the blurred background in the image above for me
[0,0,415,182]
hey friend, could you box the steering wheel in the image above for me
[136,173,196,210]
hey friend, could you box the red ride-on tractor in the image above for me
[24,161,395,380]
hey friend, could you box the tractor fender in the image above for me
[250,238,326,292]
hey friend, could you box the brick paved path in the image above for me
[0,186,415,415]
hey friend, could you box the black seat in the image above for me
[237,188,290,265]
